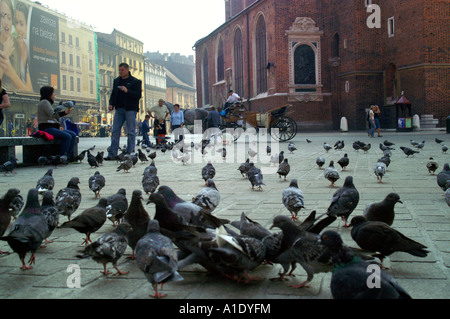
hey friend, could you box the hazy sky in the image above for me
[38,0,226,57]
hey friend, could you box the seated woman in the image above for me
[37,86,77,160]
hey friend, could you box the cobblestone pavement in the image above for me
[0,130,449,299]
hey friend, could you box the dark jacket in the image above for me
[109,75,142,111]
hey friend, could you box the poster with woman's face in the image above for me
[0,0,59,93]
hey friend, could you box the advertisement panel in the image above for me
[0,0,59,93]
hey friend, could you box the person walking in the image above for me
[0,79,10,126]
[141,114,151,147]
[148,99,169,145]
[368,105,376,138]
[206,106,221,144]
[105,63,142,160]
[373,104,382,137]
[37,86,77,159]
[170,104,184,143]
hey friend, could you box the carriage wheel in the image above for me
[270,117,297,142]
[221,124,244,142]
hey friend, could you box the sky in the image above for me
[38,0,226,57]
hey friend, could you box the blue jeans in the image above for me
[369,121,376,137]
[108,108,137,156]
[44,127,77,158]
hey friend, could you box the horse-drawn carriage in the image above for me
[218,102,297,142]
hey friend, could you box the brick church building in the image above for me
[194,0,449,131]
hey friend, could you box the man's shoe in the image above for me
[104,156,115,161]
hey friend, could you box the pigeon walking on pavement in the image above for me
[55,177,82,221]
[88,171,106,199]
[192,179,221,214]
[326,176,360,228]
[0,188,21,254]
[106,188,128,226]
[400,146,419,158]
[36,169,55,194]
[0,156,18,175]
[426,157,439,175]
[282,179,305,221]
[41,191,59,244]
[337,154,350,171]
[363,193,402,226]
[374,161,387,183]
[316,157,325,169]
[202,161,216,185]
[0,189,47,270]
[247,164,265,191]
[277,158,290,181]
[324,161,340,187]
[437,163,450,192]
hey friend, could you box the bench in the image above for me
[0,137,79,166]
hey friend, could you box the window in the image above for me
[76,56,80,68]
[61,32,66,43]
[90,80,94,95]
[217,37,224,82]
[89,59,93,71]
[76,37,79,48]
[255,16,267,94]
[69,54,73,66]
[388,17,395,37]
[77,78,81,92]
[201,48,210,105]
[332,33,340,57]
[69,35,73,46]
[61,52,66,64]
[62,75,67,90]
[70,76,74,91]
[233,28,244,97]
[88,41,93,52]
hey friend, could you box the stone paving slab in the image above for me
[0,130,449,300]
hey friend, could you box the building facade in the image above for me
[195,0,449,131]
[144,60,166,110]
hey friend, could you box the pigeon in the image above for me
[278,151,285,164]
[88,171,106,198]
[143,161,158,176]
[363,193,402,226]
[316,157,325,169]
[59,198,108,246]
[80,222,132,276]
[95,151,104,166]
[426,157,439,175]
[266,145,271,155]
[73,150,87,163]
[48,155,60,168]
[53,100,75,115]
[306,139,312,144]
[9,193,24,220]
[410,139,419,147]
[116,155,133,173]
[435,138,444,144]
[334,140,345,150]
[149,152,157,161]
[319,230,412,299]
[202,161,216,185]
[38,156,48,167]
[0,189,21,254]
[135,220,184,298]
[40,191,59,244]
[436,163,450,191]
[192,179,221,214]
[123,190,150,259]
[0,189,47,270]
[414,140,425,150]
[277,158,290,181]
[442,145,448,154]
[352,141,363,152]
[400,146,419,158]
[106,188,128,226]
[282,179,305,220]
[374,161,387,183]
[142,171,160,195]
[55,177,82,221]
[324,161,340,187]
[288,142,297,154]
[60,153,69,166]
[323,142,332,152]
[137,149,149,163]
[379,143,394,152]
[350,216,428,268]
[327,176,360,228]
[445,187,450,207]
[337,154,350,171]
[269,215,332,288]
[377,155,391,169]
[361,143,371,153]
[36,169,55,194]
[238,159,252,178]
[0,156,18,175]
[231,212,272,241]
[383,140,395,147]
[247,164,265,191]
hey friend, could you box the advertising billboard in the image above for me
[0,0,59,93]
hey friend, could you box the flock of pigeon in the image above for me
[0,133,449,299]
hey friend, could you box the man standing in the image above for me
[148,99,169,144]
[105,63,142,160]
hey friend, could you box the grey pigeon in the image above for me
[41,191,59,244]
[95,151,104,166]
[426,157,439,175]
[277,158,290,181]
[445,186,450,207]
[350,216,428,268]
[320,230,412,299]
[201,161,216,184]
[377,155,391,169]
[266,145,271,155]
[323,142,332,152]
[88,171,106,198]
[137,149,149,163]
[143,161,158,176]
[361,143,371,153]
[327,176,360,227]
[55,177,82,221]
[0,189,47,270]
[363,193,402,226]
[0,188,21,254]
[106,188,128,226]
[123,190,150,259]
[247,163,265,191]
[9,193,24,220]
[53,100,75,115]
[0,156,18,175]
[87,151,99,168]
[38,156,48,167]
[116,155,133,173]
[337,153,350,171]
[231,212,272,241]
[73,150,87,163]
[60,153,69,166]
[374,161,387,183]
[436,163,450,191]
[435,138,444,144]
[288,142,297,154]
[352,141,363,152]
[282,179,305,220]
[36,169,55,194]
[316,157,325,169]
[383,140,395,147]
[324,161,340,187]
[306,139,312,143]
[142,170,160,195]
[80,222,132,276]
[442,145,448,154]
[238,158,251,178]
[192,179,221,214]
[278,151,285,164]
[135,219,184,298]
[414,140,425,150]
[59,198,108,246]
[48,155,60,168]
[410,139,418,147]
[400,146,419,158]
[334,140,345,150]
